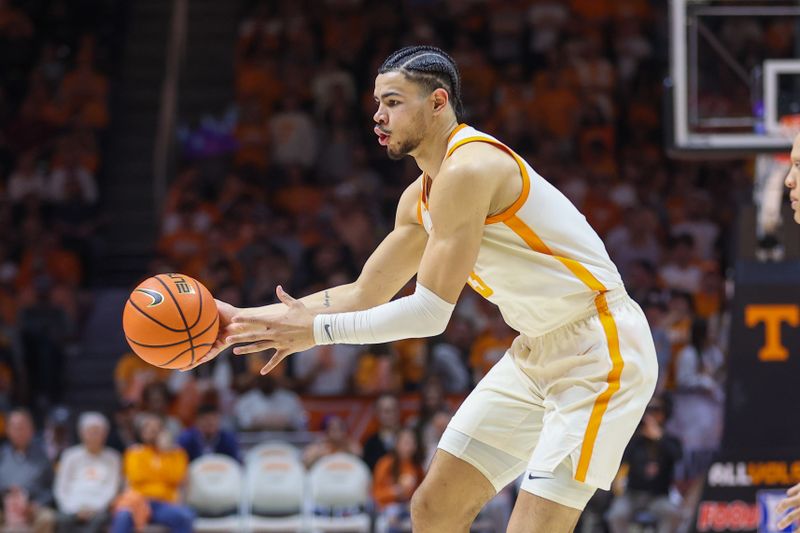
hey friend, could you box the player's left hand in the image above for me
[228,286,316,375]
[776,482,800,529]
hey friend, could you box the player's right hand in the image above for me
[180,299,238,371]
[777,482,800,529]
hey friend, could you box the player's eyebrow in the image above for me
[374,91,403,102]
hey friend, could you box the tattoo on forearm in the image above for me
[323,290,331,308]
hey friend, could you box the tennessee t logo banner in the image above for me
[744,304,799,361]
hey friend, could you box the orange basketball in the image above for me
[122,273,219,369]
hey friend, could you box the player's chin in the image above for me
[794,209,800,224]
[386,146,407,161]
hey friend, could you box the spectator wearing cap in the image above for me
[54,412,120,533]
[177,402,240,462]
[0,408,56,533]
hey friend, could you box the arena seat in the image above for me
[245,440,302,463]
[307,453,371,533]
[245,450,306,532]
[185,454,243,532]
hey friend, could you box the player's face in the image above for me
[786,134,800,224]
[373,72,431,160]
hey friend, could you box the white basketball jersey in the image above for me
[417,125,624,337]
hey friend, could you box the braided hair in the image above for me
[378,46,464,122]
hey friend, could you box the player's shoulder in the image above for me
[441,137,519,182]
[439,141,519,189]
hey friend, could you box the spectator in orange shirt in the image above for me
[469,312,516,382]
[373,428,425,532]
[58,37,109,129]
[114,351,171,405]
[111,413,193,533]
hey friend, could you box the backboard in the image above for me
[669,0,800,156]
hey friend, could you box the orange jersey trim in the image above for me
[444,136,531,224]
[503,216,606,292]
[575,292,625,482]
[448,123,468,144]
[502,215,623,482]
[467,270,494,298]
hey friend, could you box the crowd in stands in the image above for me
[0,0,768,531]
[0,0,118,421]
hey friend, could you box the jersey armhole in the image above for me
[445,137,531,224]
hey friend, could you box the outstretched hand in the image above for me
[777,482,800,529]
[180,299,239,372]
[227,286,317,375]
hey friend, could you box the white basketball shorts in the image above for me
[438,289,658,509]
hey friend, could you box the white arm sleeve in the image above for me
[313,282,455,345]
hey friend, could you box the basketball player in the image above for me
[784,132,800,224]
[774,133,800,530]
[186,46,658,532]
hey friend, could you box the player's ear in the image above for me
[432,88,449,114]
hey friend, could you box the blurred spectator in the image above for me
[18,278,73,408]
[641,296,673,395]
[233,374,305,431]
[668,319,724,484]
[47,150,97,205]
[420,409,451,469]
[42,405,73,463]
[0,409,56,533]
[605,207,662,280]
[428,319,471,393]
[139,382,182,438]
[353,344,402,396]
[113,351,170,405]
[293,344,360,396]
[469,312,516,383]
[54,412,120,533]
[671,190,719,261]
[626,259,664,305]
[178,402,240,462]
[112,413,194,533]
[17,233,83,289]
[659,234,703,294]
[268,95,318,168]
[106,401,137,454]
[302,415,362,468]
[372,428,425,532]
[413,378,451,458]
[581,173,623,238]
[362,394,401,471]
[7,150,46,204]
[607,397,682,533]
[56,37,109,129]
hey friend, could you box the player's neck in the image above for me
[413,120,460,180]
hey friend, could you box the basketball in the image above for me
[122,273,219,369]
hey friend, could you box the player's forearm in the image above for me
[299,283,372,313]
[239,283,375,317]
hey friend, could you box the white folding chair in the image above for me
[185,454,244,532]
[245,441,302,464]
[245,452,306,532]
[307,453,371,533]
